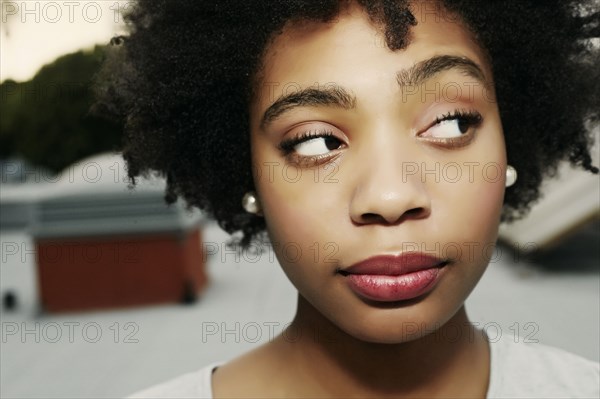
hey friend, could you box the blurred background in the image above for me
[1,1,599,397]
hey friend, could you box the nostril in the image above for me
[361,213,385,223]
[405,207,426,218]
[358,207,428,225]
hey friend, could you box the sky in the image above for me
[1,1,127,82]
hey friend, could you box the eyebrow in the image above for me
[260,55,487,128]
[396,55,487,88]
[261,86,356,127]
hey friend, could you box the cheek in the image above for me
[442,175,504,239]
[430,163,505,290]
[424,139,506,268]
[252,137,343,247]
[257,188,334,297]
[253,163,353,299]
[432,127,506,244]
[254,165,341,260]
[471,178,505,235]
[263,193,318,245]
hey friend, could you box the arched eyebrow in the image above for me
[261,86,356,128]
[396,55,487,88]
[260,55,487,128]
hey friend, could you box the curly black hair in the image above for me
[95,0,599,247]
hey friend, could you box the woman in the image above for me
[96,0,599,397]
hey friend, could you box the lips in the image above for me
[339,253,448,302]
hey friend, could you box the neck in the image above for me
[273,294,490,398]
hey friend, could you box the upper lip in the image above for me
[339,253,448,276]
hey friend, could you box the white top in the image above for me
[129,361,222,399]
[129,336,600,398]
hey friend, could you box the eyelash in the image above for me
[430,109,483,130]
[278,130,336,155]
[420,109,483,147]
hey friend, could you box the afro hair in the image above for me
[95,0,600,247]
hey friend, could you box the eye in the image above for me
[423,110,483,139]
[295,135,343,156]
[279,131,344,157]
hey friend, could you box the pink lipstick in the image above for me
[339,253,448,302]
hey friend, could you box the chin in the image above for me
[321,296,465,345]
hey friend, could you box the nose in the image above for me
[349,146,431,226]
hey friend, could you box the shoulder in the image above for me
[487,335,599,398]
[127,362,222,399]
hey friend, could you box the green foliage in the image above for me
[0,45,123,172]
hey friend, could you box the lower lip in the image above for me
[345,267,443,302]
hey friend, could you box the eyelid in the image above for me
[278,122,346,151]
[417,109,483,147]
[287,152,343,168]
[421,133,475,148]
[278,130,335,154]
[420,109,482,132]
[277,122,347,166]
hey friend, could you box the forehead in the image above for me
[253,2,490,107]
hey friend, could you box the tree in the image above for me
[0,45,123,172]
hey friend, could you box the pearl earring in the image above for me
[506,165,517,187]
[242,191,262,215]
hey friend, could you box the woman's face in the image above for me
[249,2,506,343]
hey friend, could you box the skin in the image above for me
[213,1,506,397]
